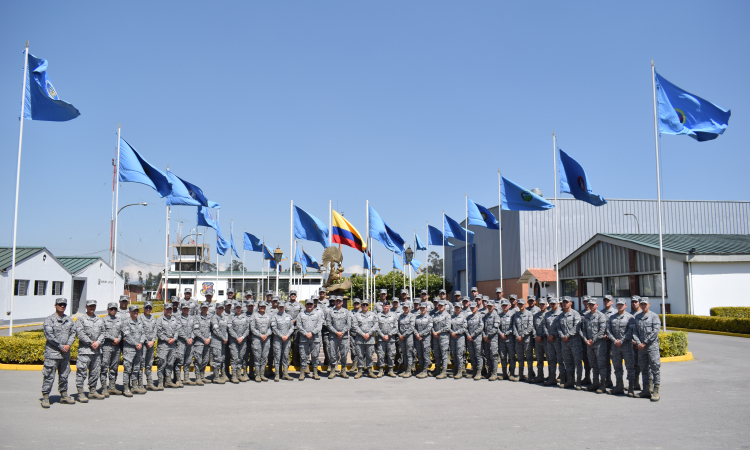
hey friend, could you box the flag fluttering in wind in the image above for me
[229,222,240,258]
[332,210,366,252]
[500,176,555,211]
[243,232,262,252]
[393,253,404,272]
[293,205,329,249]
[415,232,427,251]
[118,139,171,197]
[166,171,220,208]
[24,53,80,121]
[428,225,454,247]
[197,206,217,230]
[558,149,607,207]
[368,205,405,254]
[444,214,474,244]
[467,199,499,229]
[263,244,277,269]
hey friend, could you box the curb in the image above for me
[667,327,750,339]
[661,351,693,363]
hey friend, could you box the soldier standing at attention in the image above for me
[633,297,661,402]
[184,288,197,316]
[375,301,398,378]
[558,297,584,390]
[495,299,514,380]
[100,302,123,397]
[156,303,179,389]
[250,301,272,382]
[115,295,130,381]
[512,299,534,382]
[583,298,608,394]
[121,305,145,397]
[41,298,76,408]
[607,298,636,396]
[601,295,617,388]
[297,298,323,380]
[543,297,563,386]
[192,302,212,386]
[630,296,643,391]
[351,300,378,378]
[579,296,593,386]
[413,302,433,378]
[271,302,294,381]
[229,302,251,383]
[349,298,362,371]
[286,290,302,368]
[531,297,548,383]
[327,297,353,379]
[449,302,468,379]
[244,299,256,378]
[139,301,158,391]
[375,289,388,313]
[465,301,484,380]
[527,296,541,315]
[176,303,195,386]
[509,294,519,312]
[397,302,416,378]
[431,300,452,379]
[210,302,229,383]
[74,299,105,403]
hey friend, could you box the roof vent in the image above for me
[530,188,543,197]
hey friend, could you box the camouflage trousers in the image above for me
[415,335,431,371]
[230,339,248,374]
[42,356,70,395]
[399,335,414,371]
[357,343,375,369]
[140,344,155,382]
[272,336,291,372]
[350,335,362,368]
[611,340,636,381]
[534,337,547,379]
[546,338,563,380]
[329,335,350,371]
[192,342,210,373]
[376,337,396,368]
[175,339,193,376]
[604,339,613,381]
[211,342,226,374]
[76,353,101,390]
[100,341,120,386]
[467,336,483,374]
[562,337,583,382]
[291,332,301,367]
[632,344,641,382]
[122,345,142,388]
[586,339,608,386]
[515,337,534,378]
[497,336,514,375]
[251,336,270,373]
[450,335,466,373]
[580,337,591,378]
[432,333,450,371]
[157,343,176,379]
[299,339,320,368]
[639,342,661,386]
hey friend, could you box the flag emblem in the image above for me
[577,176,586,192]
[480,211,487,221]
[201,282,214,295]
[521,190,533,202]
[674,108,686,124]
[45,81,58,99]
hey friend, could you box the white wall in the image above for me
[77,259,124,312]
[690,261,750,316]
[664,258,688,315]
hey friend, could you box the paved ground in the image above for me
[0,332,748,449]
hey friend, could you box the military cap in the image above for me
[509,294,517,300]
[603,295,613,301]
[184,288,192,293]
[276,302,285,308]
[271,296,280,302]
[528,295,536,301]
[164,303,174,310]
[500,299,510,306]
[547,293,555,298]
[615,298,627,305]
[419,302,428,308]
[119,295,130,302]
[631,295,641,301]
[258,300,268,307]
[470,287,477,292]
[482,295,489,301]
[227,287,235,294]
[454,290,462,296]
[402,302,410,308]
[538,297,547,304]
[215,301,225,309]
[438,289,446,294]
[547,296,559,304]
[144,301,153,308]
[55,297,68,305]
[400,288,408,294]
[181,302,191,309]
[319,287,327,293]
[486,300,495,307]
[420,289,428,295]
[379,289,387,294]
[84,299,97,307]
[561,296,572,302]
[107,301,118,309]
[495,287,503,293]
[474,294,482,300]
[391,297,400,303]
[265,290,273,296]
[200,301,210,308]
[128,304,140,312]
[453,302,462,308]
[245,290,254,296]
[639,297,650,304]
[305,298,314,305]
[587,298,598,304]
[462,296,471,302]
[353,298,361,305]
[204,288,214,295]
[290,290,297,295]
[469,301,477,308]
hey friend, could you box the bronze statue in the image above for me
[321,246,351,293]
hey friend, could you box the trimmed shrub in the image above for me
[659,331,688,357]
[129,302,165,313]
[666,314,750,335]
[710,307,750,319]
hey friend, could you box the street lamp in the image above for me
[273,246,283,295]
[404,246,414,300]
[624,213,641,234]
[111,202,148,265]
[118,202,147,215]
[178,233,202,298]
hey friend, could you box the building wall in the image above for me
[690,261,750,316]
[78,261,124,313]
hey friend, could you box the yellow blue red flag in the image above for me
[332,210,367,252]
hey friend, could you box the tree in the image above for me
[137,271,144,286]
[424,251,444,277]
[231,260,245,272]
[119,270,131,285]
[347,271,451,300]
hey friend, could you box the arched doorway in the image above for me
[534,282,541,299]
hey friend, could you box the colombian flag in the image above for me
[332,210,367,252]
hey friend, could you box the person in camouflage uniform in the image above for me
[297,298,323,380]
[229,302,251,383]
[138,301,158,391]
[630,296,643,391]
[121,305,145,397]
[375,302,398,377]
[349,298,363,371]
[286,290,303,368]
[244,299,256,378]
[431,300,452,379]
[449,303,468,379]
[465,301,484,380]
[351,301,378,378]
[209,302,230,383]
[191,302,212,386]
[634,297,662,402]
[543,297,564,385]
[100,302,123,397]
[512,300,534,382]
[583,298,608,393]
[115,295,130,379]
[326,297,352,379]
[397,302,416,378]
[40,298,76,408]
[250,301,272,382]
[607,298,636,396]
[74,299,105,403]
[175,303,195,386]
[413,302,433,378]
[558,297,584,390]
[579,296,592,386]
[601,295,617,388]
[531,297,548,383]
[156,303,179,389]
[495,299,514,380]
[271,302,294,381]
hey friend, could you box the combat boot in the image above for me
[609,378,624,395]
[305,365,311,374]
[77,387,89,403]
[574,381,583,391]
[234,373,242,383]
[215,369,226,384]
[488,368,498,381]
[165,375,178,388]
[312,365,321,380]
[88,389,105,400]
[299,368,306,381]
[135,378,147,394]
[544,376,556,386]
[416,369,428,379]
[388,367,397,377]
[283,368,293,381]
[368,368,377,378]
[436,367,448,379]
[260,369,268,381]
[637,388,651,399]
[254,368,262,382]
[596,381,607,394]
[273,371,280,382]
[146,377,157,391]
[650,385,660,402]
[328,368,337,379]
[123,385,133,397]
[175,374,183,388]
[501,367,509,381]
[239,368,249,382]
[587,382,598,392]
[376,367,383,378]
[354,368,363,379]
[41,394,50,409]
[183,371,195,386]
[101,385,110,398]
[194,371,204,386]
[453,370,462,380]
[340,368,350,379]
[581,375,592,386]
[108,380,122,395]
[509,375,519,382]
[157,377,164,391]
[562,380,574,389]
[401,369,412,378]
[473,370,483,381]
[60,391,75,404]
[627,380,635,397]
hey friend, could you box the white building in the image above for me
[57,256,124,314]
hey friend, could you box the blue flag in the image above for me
[263,245,277,269]
[655,71,731,142]
[403,253,421,273]
[558,149,607,207]
[197,207,217,230]
[303,249,321,271]
[118,139,171,197]
[393,253,404,272]
[166,171,220,208]
[243,232,262,252]
[293,206,329,249]
[229,222,240,259]
[467,199,499,229]
[500,176,554,211]
[216,231,230,257]
[364,252,372,270]
[368,205,406,254]
[23,53,80,121]
[428,225,455,248]
[294,246,307,275]
[415,232,427,251]
[444,214,474,244]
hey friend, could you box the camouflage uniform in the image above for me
[351,309,378,374]
[431,309,452,375]
[297,306,323,376]
[156,313,179,385]
[75,312,104,392]
[271,310,294,379]
[413,311,433,375]
[210,311,230,380]
[601,304,617,385]
[138,311,157,388]
[634,310,661,392]
[250,311,272,379]
[532,308,547,381]
[42,311,75,397]
[543,308,563,383]
[192,311,212,382]
[484,308,502,379]
[375,310,398,373]
[121,315,145,392]
[286,299,303,367]
[397,311,416,375]
[466,309,484,378]
[229,311,251,381]
[583,308,608,390]
[558,309,584,388]
[176,310,195,384]
[326,307,352,375]
[100,313,123,390]
[349,306,362,369]
[512,309,534,381]
[580,307,592,382]
[449,312,467,378]
[607,309,636,390]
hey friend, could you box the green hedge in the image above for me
[710,307,750,319]
[659,331,688,357]
[130,301,165,313]
[666,314,750,335]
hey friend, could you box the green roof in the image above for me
[601,234,750,255]
[57,256,103,274]
[0,247,44,272]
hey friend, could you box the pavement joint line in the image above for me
[667,326,750,339]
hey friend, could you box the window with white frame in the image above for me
[34,280,47,295]
[639,274,665,297]
[14,280,29,296]
[52,281,64,296]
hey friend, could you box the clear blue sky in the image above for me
[1,1,748,277]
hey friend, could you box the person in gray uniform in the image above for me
[630,296,643,391]
[543,297,563,385]
[527,296,541,315]
[121,304,145,397]
[583,298,608,393]
[138,301,158,391]
[375,289,387,314]
[115,295,130,373]
[156,303,179,389]
[509,294,519,312]
[512,299,534,382]
[531,297,548,383]
[558,297,584,390]
[579,295,592,386]
[327,297,353,378]
[40,298,76,408]
[349,298,363,371]
[397,302,416,377]
[465,301,484,380]
[601,295,617,388]
[633,297,661,401]
[100,302,123,397]
[297,298,323,380]
[229,302,251,383]
[375,301,398,378]
[74,299,105,403]
[607,298,636,396]
[210,302,229,383]
[414,302,433,378]
[192,302,212,386]
[449,302,468,379]
[244,299,256,378]
[175,303,195,386]
[351,301,378,378]
[271,302,294,381]
[495,299,514,380]
[286,290,303,368]
[250,301,272,382]
[431,300,452,379]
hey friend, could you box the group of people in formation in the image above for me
[39,283,662,408]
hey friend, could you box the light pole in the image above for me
[179,232,201,298]
[624,213,641,234]
[111,202,147,264]
[404,246,414,300]
[273,246,283,295]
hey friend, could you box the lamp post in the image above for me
[273,246,283,295]
[112,202,147,264]
[405,246,414,300]
[178,232,201,298]
[624,213,641,234]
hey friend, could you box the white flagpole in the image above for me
[216,210,219,296]
[498,170,504,294]
[465,194,469,296]
[9,41,30,336]
[426,222,429,295]
[651,60,667,332]
[261,238,265,295]
[328,200,332,246]
[290,200,294,297]
[112,124,122,305]
[553,134,560,299]
[442,211,446,291]
[242,228,246,294]
[230,219,234,295]
[164,203,170,302]
[365,200,369,303]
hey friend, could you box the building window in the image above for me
[52,281,64,295]
[562,279,578,297]
[14,280,29,296]
[639,274,665,297]
[605,276,630,297]
[34,280,47,295]
[583,278,603,297]
[218,290,225,296]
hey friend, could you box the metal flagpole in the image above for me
[9,41,30,336]
[328,200,332,246]
[465,194,469,296]
[290,200,294,297]
[365,200,369,303]
[230,220,234,295]
[164,204,170,302]
[261,238,265,295]
[112,125,122,305]
[370,237,374,302]
[216,210,219,297]
[442,211,446,291]
[552,134,560,299]
[426,222,429,296]
[651,60,667,332]
[498,170,503,294]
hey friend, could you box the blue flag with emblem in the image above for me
[444,214,474,244]
[197,207,217,230]
[23,53,80,121]
[655,71,731,142]
[501,176,554,211]
[118,139,171,197]
[415,232,427,251]
[368,205,406,254]
[428,225,454,248]
[243,232,262,252]
[393,253,404,272]
[229,222,240,259]
[467,199,499,229]
[403,254,421,273]
[166,171,220,208]
[558,149,607,207]
[293,205,329,249]
[294,245,307,275]
[303,249,321,272]
[215,222,230,257]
